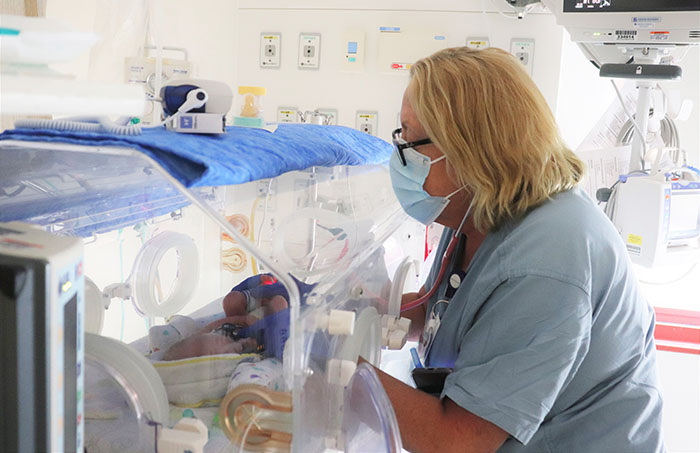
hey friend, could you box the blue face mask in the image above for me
[389,147,463,225]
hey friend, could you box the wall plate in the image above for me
[342,30,365,72]
[260,32,281,69]
[510,38,535,76]
[277,106,298,123]
[298,32,321,70]
[356,111,378,136]
[465,37,490,49]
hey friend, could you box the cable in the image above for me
[249,196,262,275]
[118,228,126,341]
[14,111,181,136]
[239,406,261,453]
[610,80,648,170]
[257,179,274,249]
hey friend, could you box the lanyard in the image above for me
[417,235,467,364]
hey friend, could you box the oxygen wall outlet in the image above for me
[298,33,321,70]
[510,38,535,76]
[355,111,378,136]
[277,106,298,123]
[466,37,490,49]
[260,32,281,68]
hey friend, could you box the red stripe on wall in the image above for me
[654,307,700,355]
[655,307,700,326]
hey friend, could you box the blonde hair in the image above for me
[409,47,585,232]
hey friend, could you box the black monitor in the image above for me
[563,0,700,13]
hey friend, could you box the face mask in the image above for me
[389,147,463,225]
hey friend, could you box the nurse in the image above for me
[375,47,664,452]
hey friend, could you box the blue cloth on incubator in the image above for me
[0,124,394,188]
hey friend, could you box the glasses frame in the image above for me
[392,128,432,166]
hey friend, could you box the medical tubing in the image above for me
[129,231,199,318]
[400,236,458,312]
[239,406,261,452]
[15,114,177,136]
[401,202,473,312]
[611,80,647,169]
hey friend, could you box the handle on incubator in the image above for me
[388,256,419,318]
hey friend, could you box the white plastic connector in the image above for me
[388,329,407,350]
[158,418,208,453]
[102,282,132,300]
[380,314,411,350]
[381,327,390,348]
[327,358,357,387]
[318,309,356,336]
[397,317,411,334]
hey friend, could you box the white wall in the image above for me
[236,2,566,141]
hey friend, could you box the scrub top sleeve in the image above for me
[441,275,592,445]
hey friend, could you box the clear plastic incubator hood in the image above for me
[0,124,419,452]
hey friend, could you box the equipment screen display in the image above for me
[564,0,700,12]
[64,294,77,452]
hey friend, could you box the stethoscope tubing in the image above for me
[400,234,460,312]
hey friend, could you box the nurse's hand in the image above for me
[223,273,316,318]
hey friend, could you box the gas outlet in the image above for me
[260,32,281,68]
[298,33,321,70]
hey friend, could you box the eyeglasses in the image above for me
[392,128,432,167]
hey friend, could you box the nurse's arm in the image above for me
[401,287,427,341]
[367,360,509,452]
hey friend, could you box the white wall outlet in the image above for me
[466,37,490,49]
[510,38,535,76]
[316,108,338,125]
[260,32,281,69]
[298,33,321,70]
[356,111,378,136]
[341,30,365,72]
[277,106,298,123]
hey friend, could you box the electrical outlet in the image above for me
[298,33,321,70]
[316,108,338,125]
[260,32,281,68]
[466,37,490,50]
[356,111,378,136]
[277,106,298,123]
[510,38,535,76]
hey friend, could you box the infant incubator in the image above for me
[0,126,424,452]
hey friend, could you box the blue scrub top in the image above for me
[423,187,664,452]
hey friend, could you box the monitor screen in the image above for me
[564,0,700,13]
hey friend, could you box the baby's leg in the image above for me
[163,333,246,361]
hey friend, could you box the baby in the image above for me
[151,276,290,361]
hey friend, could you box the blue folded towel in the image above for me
[0,124,393,188]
